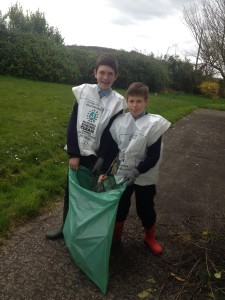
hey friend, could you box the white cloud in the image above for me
[105,0,195,24]
[106,0,179,24]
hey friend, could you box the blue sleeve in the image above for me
[67,102,80,157]
[136,136,162,173]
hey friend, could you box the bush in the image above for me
[199,81,219,98]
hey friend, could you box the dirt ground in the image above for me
[0,108,225,300]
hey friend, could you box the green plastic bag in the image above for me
[63,166,126,294]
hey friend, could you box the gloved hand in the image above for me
[124,168,140,185]
[92,157,104,173]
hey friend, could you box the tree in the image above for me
[4,3,64,44]
[165,55,202,93]
[183,0,225,89]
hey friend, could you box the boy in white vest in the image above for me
[46,53,127,239]
[98,82,171,254]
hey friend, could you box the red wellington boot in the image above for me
[144,224,163,255]
[112,221,124,244]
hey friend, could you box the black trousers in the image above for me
[62,155,97,224]
[116,184,156,229]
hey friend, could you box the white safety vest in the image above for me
[110,112,171,186]
[73,84,127,156]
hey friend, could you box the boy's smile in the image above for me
[94,65,117,91]
[127,95,147,117]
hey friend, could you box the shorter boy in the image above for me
[99,82,171,254]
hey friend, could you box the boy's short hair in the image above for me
[126,82,149,100]
[95,53,118,75]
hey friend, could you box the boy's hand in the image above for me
[98,174,108,184]
[69,157,80,170]
[92,157,104,173]
[124,168,140,185]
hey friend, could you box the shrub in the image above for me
[199,81,219,98]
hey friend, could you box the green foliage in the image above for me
[66,47,98,84]
[0,3,81,83]
[166,55,202,93]
[199,81,219,98]
[5,2,64,44]
[113,51,169,91]
[0,31,80,83]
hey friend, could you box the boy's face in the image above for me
[94,65,117,90]
[127,95,147,117]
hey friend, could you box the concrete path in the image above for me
[156,108,225,222]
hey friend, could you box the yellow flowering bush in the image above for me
[199,81,219,98]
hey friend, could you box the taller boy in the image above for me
[46,53,127,239]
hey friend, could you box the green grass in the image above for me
[1,76,225,239]
[148,92,225,121]
[0,76,74,239]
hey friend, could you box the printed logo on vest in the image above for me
[87,110,99,123]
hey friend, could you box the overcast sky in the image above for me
[1,0,197,59]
